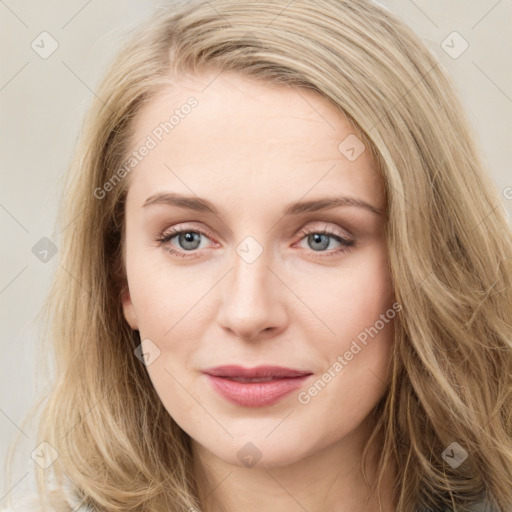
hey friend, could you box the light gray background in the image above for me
[1,0,511,501]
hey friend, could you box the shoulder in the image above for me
[0,494,91,512]
[0,495,45,512]
[419,497,500,512]
[466,496,501,512]
[454,499,501,512]
[470,500,501,512]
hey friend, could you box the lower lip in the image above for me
[205,374,311,408]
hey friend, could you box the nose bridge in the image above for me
[217,236,286,339]
[230,236,271,307]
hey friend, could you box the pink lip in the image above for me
[203,365,313,408]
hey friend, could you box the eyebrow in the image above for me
[142,192,384,216]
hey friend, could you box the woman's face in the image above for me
[121,70,396,468]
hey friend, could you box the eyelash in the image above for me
[155,225,355,259]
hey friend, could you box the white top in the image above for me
[0,493,90,512]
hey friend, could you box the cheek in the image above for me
[295,241,395,396]
[125,245,207,340]
[293,240,394,341]
[125,254,208,410]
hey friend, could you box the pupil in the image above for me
[310,233,329,251]
[179,232,200,250]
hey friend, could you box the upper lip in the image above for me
[203,365,313,379]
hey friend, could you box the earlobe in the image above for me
[121,285,139,330]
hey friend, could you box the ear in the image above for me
[121,284,139,331]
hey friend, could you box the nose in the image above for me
[216,247,288,342]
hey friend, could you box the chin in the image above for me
[198,434,312,470]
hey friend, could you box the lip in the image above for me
[203,365,313,408]
[203,365,312,379]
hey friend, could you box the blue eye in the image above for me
[155,227,211,258]
[297,228,355,256]
[155,225,355,259]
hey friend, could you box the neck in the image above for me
[191,417,396,512]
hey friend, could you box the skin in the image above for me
[121,70,397,512]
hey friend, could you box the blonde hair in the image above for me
[5,0,512,511]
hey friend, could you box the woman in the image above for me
[3,0,511,511]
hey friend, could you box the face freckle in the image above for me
[120,69,394,474]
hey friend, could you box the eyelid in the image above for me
[159,222,217,242]
[156,220,356,258]
[295,221,354,240]
[159,220,352,243]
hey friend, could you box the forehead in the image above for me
[124,71,385,213]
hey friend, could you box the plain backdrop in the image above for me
[1,0,511,501]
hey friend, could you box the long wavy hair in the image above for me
[4,0,512,511]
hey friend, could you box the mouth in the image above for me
[202,365,313,407]
[203,364,313,380]
[220,376,292,383]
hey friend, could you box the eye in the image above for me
[155,225,214,258]
[296,226,355,258]
[155,224,355,259]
